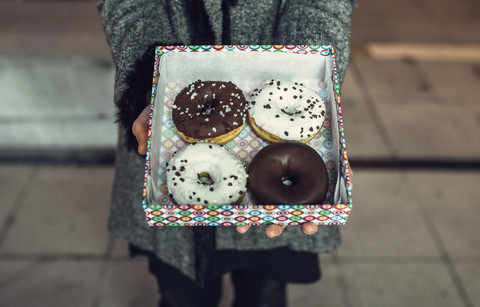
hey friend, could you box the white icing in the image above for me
[248,80,326,141]
[166,142,248,205]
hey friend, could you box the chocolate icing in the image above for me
[247,141,329,205]
[172,80,246,138]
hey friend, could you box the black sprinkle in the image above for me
[172,166,176,171]
[264,104,272,109]
[275,114,280,118]
[284,131,289,136]
[180,166,185,172]
[210,187,214,192]
[197,198,201,202]
[175,172,181,176]
[180,178,185,182]
[204,200,208,204]
[290,118,294,122]
[228,183,233,186]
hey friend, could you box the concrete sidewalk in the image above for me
[1,165,478,307]
[1,0,479,306]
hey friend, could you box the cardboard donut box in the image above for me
[142,45,352,227]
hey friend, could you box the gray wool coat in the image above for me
[97,0,357,282]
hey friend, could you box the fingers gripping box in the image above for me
[142,45,352,227]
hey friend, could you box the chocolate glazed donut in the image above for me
[172,80,246,141]
[247,142,329,205]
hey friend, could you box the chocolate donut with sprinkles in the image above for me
[172,80,247,145]
[247,141,329,205]
[248,80,326,143]
[166,142,248,206]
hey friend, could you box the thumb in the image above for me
[132,105,151,155]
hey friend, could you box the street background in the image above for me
[0,0,479,306]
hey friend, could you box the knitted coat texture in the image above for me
[97,0,357,282]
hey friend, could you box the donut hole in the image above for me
[202,106,214,116]
[198,172,214,185]
[201,102,217,116]
[281,108,295,116]
[281,175,295,186]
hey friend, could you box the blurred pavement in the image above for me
[0,0,479,306]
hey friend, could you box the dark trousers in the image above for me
[153,267,287,307]
[132,244,320,307]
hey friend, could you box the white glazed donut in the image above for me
[166,142,248,205]
[248,80,326,143]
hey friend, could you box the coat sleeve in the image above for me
[97,0,181,150]
[274,0,358,84]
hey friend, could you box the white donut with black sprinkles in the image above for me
[166,142,248,205]
[248,80,326,143]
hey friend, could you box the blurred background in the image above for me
[0,0,479,306]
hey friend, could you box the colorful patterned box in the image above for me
[142,45,352,226]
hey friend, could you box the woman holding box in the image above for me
[98,1,356,306]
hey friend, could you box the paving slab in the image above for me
[340,69,394,158]
[338,170,440,258]
[110,237,131,257]
[0,260,104,307]
[288,260,347,307]
[421,0,480,44]
[0,165,114,255]
[352,58,438,100]
[450,105,480,153]
[455,263,480,307]
[0,56,117,149]
[340,263,464,307]
[350,0,480,45]
[0,120,118,149]
[375,103,479,158]
[94,259,159,307]
[0,57,115,117]
[0,165,36,227]
[0,2,110,57]
[418,61,480,101]
[404,171,480,257]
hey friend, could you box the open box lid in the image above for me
[142,45,352,226]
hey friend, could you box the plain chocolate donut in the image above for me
[247,141,329,205]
